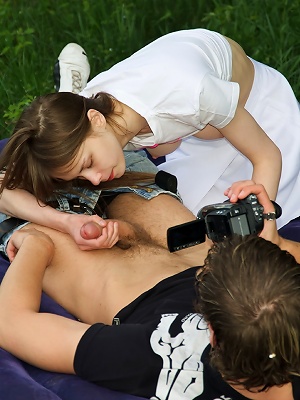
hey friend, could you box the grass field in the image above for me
[1,0,300,138]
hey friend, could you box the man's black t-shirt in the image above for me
[74,267,300,400]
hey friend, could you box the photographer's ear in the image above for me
[205,235,214,248]
[208,323,217,348]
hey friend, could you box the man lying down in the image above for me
[0,183,299,400]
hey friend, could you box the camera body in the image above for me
[167,194,281,252]
[197,194,264,243]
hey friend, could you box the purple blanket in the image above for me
[0,139,299,400]
[0,139,147,399]
[0,255,146,400]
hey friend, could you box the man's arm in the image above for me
[0,228,90,372]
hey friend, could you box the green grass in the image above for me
[1,0,300,138]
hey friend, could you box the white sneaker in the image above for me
[53,43,90,94]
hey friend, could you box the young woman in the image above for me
[1,28,299,247]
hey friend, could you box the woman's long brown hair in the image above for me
[0,92,156,202]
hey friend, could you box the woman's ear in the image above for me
[87,109,106,129]
[208,323,217,348]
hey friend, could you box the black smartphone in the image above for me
[167,219,206,252]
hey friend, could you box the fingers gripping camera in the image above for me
[197,194,281,243]
[167,194,282,252]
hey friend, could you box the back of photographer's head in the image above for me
[195,235,300,391]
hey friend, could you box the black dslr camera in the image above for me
[167,194,282,252]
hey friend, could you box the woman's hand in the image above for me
[7,228,54,263]
[64,213,119,251]
[227,182,280,246]
[224,180,256,203]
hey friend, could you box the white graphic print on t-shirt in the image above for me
[150,313,209,400]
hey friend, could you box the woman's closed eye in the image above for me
[82,158,92,171]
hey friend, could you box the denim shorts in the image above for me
[43,150,180,212]
[0,150,181,256]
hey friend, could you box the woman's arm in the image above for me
[0,229,90,372]
[219,105,282,201]
[0,185,119,250]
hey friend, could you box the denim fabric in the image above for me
[0,221,30,256]
[0,150,180,256]
[48,150,177,211]
[124,150,159,174]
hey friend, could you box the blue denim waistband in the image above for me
[0,150,181,256]
[0,184,181,257]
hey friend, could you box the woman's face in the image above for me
[52,131,126,184]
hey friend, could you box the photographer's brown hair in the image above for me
[195,235,300,391]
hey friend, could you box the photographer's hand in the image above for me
[235,183,300,262]
[225,179,278,241]
[233,183,280,245]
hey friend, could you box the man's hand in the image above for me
[226,182,280,246]
[7,228,54,263]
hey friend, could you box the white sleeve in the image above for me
[199,74,240,128]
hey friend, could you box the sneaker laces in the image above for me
[71,70,83,94]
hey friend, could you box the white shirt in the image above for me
[80,29,239,150]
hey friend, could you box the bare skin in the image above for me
[114,35,281,202]
[0,192,209,373]
[194,36,255,140]
[0,33,280,255]
[207,325,293,400]
[137,36,254,144]
[41,222,207,325]
[41,193,209,324]
[0,185,299,399]
[231,382,293,400]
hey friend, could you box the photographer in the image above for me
[195,183,300,399]
[0,183,299,399]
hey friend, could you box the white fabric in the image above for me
[80,29,239,149]
[159,58,300,228]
